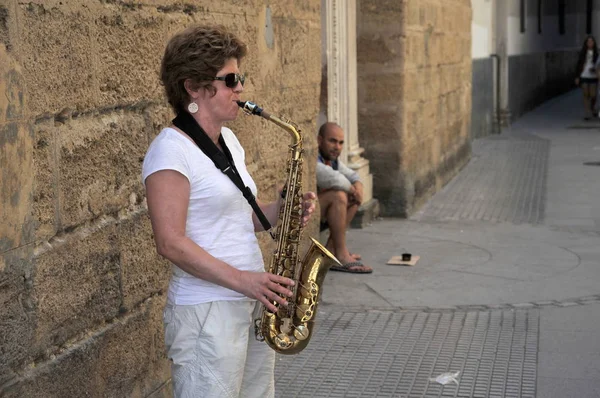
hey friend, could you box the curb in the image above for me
[322,294,600,313]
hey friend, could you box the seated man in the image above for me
[317,122,373,274]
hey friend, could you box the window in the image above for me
[520,0,526,33]
[538,0,542,33]
[587,0,593,34]
[558,0,566,35]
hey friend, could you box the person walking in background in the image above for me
[142,25,316,397]
[575,35,599,120]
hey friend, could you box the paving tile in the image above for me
[275,309,539,397]
[415,135,549,224]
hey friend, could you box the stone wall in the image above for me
[357,0,472,217]
[0,1,322,396]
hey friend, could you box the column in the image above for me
[325,0,374,203]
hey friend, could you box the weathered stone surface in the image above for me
[359,0,406,27]
[119,213,170,310]
[94,7,168,107]
[0,121,34,252]
[266,1,319,21]
[56,112,148,229]
[0,246,35,386]
[0,45,33,253]
[2,0,324,394]
[18,3,98,116]
[32,224,121,352]
[358,0,472,216]
[2,297,169,398]
[32,121,57,241]
[362,72,405,105]
[0,57,24,123]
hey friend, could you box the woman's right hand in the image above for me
[238,271,295,313]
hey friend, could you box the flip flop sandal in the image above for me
[330,261,373,274]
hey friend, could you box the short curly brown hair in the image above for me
[160,25,247,114]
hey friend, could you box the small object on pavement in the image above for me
[386,255,420,266]
[429,371,460,386]
[401,252,412,261]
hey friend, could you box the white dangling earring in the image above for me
[187,101,199,114]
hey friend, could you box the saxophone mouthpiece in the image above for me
[236,100,266,117]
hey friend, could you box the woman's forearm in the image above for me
[253,198,282,231]
[157,236,244,293]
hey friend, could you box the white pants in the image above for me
[163,300,275,398]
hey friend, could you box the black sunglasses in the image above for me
[214,73,245,88]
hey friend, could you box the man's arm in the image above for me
[336,160,360,184]
[316,162,353,192]
[351,180,363,204]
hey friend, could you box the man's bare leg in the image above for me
[319,190,372,272]
[345,203,361,260]
[324,202,361,259]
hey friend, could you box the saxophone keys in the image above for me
[293,325,310,341]
[275,334,293,349]
[280,317,293,334]
[281,269,292,278]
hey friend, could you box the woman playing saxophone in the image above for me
[142,25,316,398]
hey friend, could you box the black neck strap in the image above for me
[172,111,274,235]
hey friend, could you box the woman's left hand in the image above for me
[300,192,316,227]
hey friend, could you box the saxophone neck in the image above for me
[237,100,301,147]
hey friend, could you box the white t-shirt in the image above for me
[142,127,264,305]
[581,50,598,79]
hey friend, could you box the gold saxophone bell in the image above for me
[237,100,340,355]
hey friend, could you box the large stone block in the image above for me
[359,0,406,28]
[32,224,121,352]
[94,6,168,107]
[18,3,97,116]
[266,1,320,21]
[402,68,423,102]
[142,103,174,141]
[148,0,262,15]
[55,112,148,229]
[119,213,170,311]
[2,297,170,398]
[358,109,402,154]
[33,121,58,241]
[0,50,24,124]
[362,71,405,105]
[0,121,34,252]
[0,45,33,252]
[0,246,35,386]
[257,19,318,93]
[357,32,403,66]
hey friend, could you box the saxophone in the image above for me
[237,100,340,355]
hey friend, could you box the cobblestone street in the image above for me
[276,310,538,398]
[275,91,600,397]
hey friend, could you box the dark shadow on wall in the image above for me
[508,50,578,122]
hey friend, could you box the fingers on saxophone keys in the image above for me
[268,280,293,299]
[271,274,295,288]
[264,290,287,311]
[262,298,279,314]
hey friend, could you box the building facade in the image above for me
[357,0,473,217]
[472,0,595,138]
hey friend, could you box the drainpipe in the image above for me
[490,53,501,134]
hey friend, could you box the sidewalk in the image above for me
[274,90,600,397]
